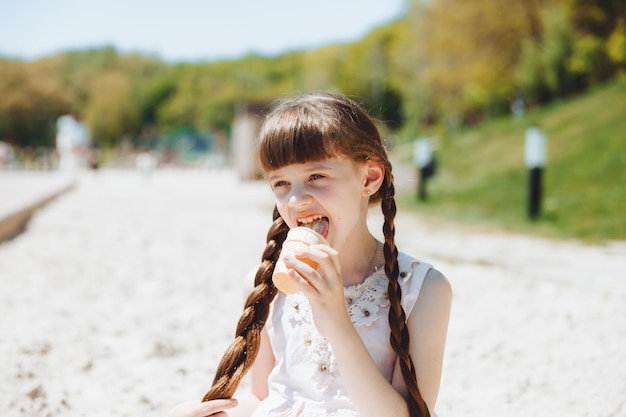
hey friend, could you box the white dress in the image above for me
[251,252,431,417]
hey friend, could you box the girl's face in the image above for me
[268,157,371,249]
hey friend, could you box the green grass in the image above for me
[394,78,626,243]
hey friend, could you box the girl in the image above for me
[169,92,451,417]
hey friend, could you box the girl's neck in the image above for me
[339,232,381,287]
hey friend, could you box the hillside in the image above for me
[395,78,626,243]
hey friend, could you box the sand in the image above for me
[1,168,624,417]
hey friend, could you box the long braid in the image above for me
[202,207,288,401]
[380,170,430,417]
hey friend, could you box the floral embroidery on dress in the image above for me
[284,294,339,389]
[344,272,390,327]
[285,296,309,324]
[309,335,338,388]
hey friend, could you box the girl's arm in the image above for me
[248,326,274,403]
[392,268,452,415]
[324,315,412,417]
[240,268,275,401]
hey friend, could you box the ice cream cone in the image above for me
[273,227,328,294]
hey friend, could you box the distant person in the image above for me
[413,137,437,200]
[135,150,157,180]
[511,96,526,117]
[56,112,90,172]
[87,142,102,170]
[168,93,452,417]
[0,141,15,168]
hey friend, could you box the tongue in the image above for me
[306,217,329,238]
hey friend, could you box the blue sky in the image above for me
[0,0,406,62]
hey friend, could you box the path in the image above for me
[0,171,75,242]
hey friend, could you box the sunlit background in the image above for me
[1,1,625,416]
[1,0,624,239]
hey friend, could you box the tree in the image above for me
[0,58,76,147]
[85,70,141,146]
[411,0,535,122]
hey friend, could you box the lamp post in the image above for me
[524,125,547,219]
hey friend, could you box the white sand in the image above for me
[0,168,624,417]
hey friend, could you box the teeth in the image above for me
[298,215,323,225]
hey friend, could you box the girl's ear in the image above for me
[363,160,385,196]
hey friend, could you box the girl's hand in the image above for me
[284,245,352,338]
[166,398,238,417]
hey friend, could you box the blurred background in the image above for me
[2,2,626,417]
[1,0,625,240]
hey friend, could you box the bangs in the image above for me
[258,103,343,171]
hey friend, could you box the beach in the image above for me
[1,168,624,417]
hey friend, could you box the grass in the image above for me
[394,78,626,243]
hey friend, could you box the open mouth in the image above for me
[297,214,329,238]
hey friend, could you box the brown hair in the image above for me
[202,92,429,417]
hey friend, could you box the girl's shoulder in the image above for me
[397,251,450,316]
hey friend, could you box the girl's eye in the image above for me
[310,174,325,181]
[272,180,288,188]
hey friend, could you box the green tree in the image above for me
[0,58,75,147]
[606,18,626,67]
[568,0,626,84]
[514,3,576,102]
[85,70,141,146]
[334,25,404,128]
[399,0,546,129]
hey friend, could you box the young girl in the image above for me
[169,92,452,417]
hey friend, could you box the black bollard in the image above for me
[524,125,547,220]
[528,167,542,219]
[417,166,427,201]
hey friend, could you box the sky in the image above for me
[0,0,407,62]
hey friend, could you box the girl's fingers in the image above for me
[309,245,342,280]
[287,267,318,293]
[203,398,238,415]
[286,246,341,292]
[292,245,338,270]
[300,245,341,283]
[167,398,238,417]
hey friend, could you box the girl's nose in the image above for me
[287,188,312,208]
